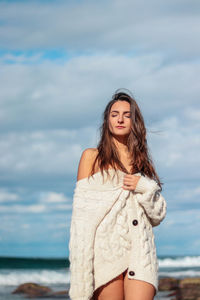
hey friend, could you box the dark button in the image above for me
[129,271,135,276]
[132,219,138,226]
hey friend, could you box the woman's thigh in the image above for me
[123,269,156,300]
[93,273,124,300]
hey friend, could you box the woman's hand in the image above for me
[123,174,141,190]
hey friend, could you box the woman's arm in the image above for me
[134,175,167,227]
[123,174,166,227]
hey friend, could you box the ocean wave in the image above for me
[1,267,200,286]
[159,269,200,277]
[1,256,200,286]
[0,269,70,286]
[158,256,200,268]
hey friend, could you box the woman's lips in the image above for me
[116,126,125,128]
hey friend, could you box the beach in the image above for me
[0,256,200,299]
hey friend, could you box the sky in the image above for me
[0,0,200,258]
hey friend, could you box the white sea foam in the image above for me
[158,256,200,268]
[1,256,200,286]
[159,269,200,277]
[0,269,70,286]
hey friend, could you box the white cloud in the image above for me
[0,53,164,131]
[40,192,71,203]
[184,107,200,122]
[0,0,199,59]
[0,128,96,178]
[55,204,72,210]
[21,223,30,229]
[0,52,199,131]
[177,186,200,199]
[0,204,46,213]
[0,202,72,214]
[148,114,200,180]
[0,189,19,202]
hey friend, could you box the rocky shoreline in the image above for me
[11,277,200,299]
[12,282,68,298]
[159,277,200,299]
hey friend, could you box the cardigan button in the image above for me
[129,271,135,276]
[132,219,138,226]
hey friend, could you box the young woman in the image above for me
[69,90,167,300]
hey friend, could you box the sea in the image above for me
[0,255,200,300]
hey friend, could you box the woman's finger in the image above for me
[123,178,133,183]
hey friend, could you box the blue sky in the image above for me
[0,0,200,258]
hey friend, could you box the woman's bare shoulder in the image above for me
[77,148,98,181]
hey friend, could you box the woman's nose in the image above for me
[118,115,124,123]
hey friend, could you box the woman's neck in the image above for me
[112,136,129,154]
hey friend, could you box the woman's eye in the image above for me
[111,114,117,117]
[125,115,131,118]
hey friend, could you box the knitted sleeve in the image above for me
[68,190,96,300]
[134,175,167,227]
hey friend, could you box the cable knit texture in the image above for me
[68,169,167,300]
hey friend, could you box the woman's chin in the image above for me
[112,132,130,138]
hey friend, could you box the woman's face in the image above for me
[108,101,132,137]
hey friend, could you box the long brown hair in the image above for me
[91,89,163,189]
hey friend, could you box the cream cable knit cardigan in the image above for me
[68,168,167,300]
